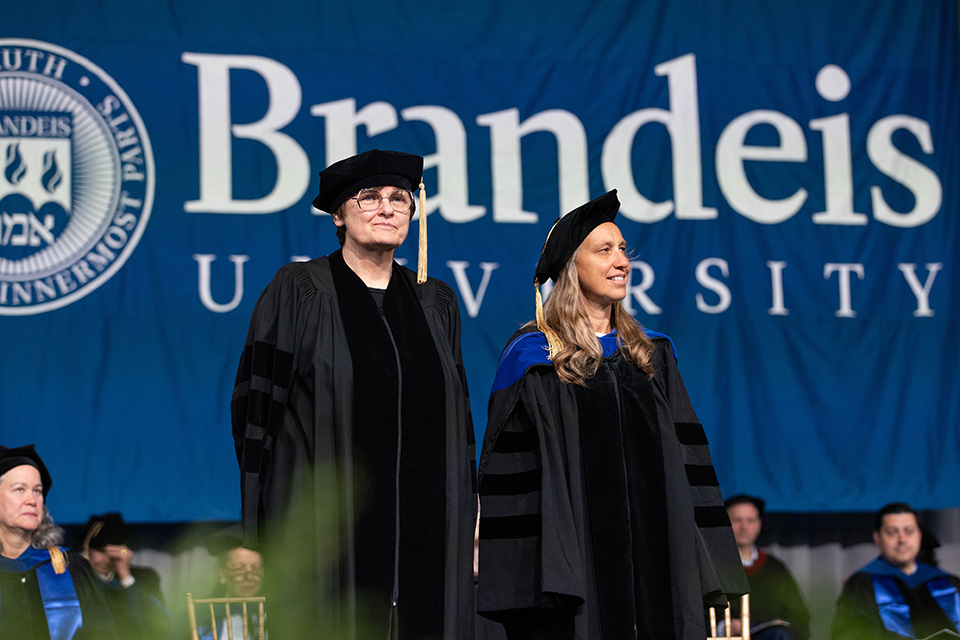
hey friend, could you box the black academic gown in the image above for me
[477,328,748,640]
[0,548,119,640]
[734,550,810,640]
[232,251,477,640]
[832,558,960,640]
[98,566,171,640]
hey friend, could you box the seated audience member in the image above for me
[196,528,266,640]
[80,512,172,640]
[0,444,118,640]
[218,544,264,600]
[831,502,960,640]
[725,494,811,640]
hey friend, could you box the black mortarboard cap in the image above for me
[724,494,766,517]
[312,149,424,214]
[534,189,620,284]
[204,524,246,559]
[0,444,52,497]
[532,190,620,361]
[80,512,131,550]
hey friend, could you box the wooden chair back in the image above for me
[186,593,266,640]
[707,593,750,640]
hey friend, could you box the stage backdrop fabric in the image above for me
[1,0,957,522]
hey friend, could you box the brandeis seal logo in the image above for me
[0,39,154,315]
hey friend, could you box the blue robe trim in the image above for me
[862,557,950,589]
[490,327,677,394]
[0,547,83,640]
[872,575,914,637]
[864,557,960,637]
[929,578,960,633]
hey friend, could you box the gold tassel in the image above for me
[417,177,427,284]
[82,520,104,559]
[49,546,67,574]
[535,279,563,361]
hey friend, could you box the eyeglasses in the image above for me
[225,564,263,579]
[352,188,414,212]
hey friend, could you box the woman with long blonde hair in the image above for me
[477,190,747,640]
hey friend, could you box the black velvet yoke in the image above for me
[576,353,674,640]
[330,252,447,639]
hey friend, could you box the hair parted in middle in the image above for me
[530,248,656,386]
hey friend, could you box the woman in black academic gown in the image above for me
[232,150,476,640]
[0,444,118,640]
[476,190,747,640]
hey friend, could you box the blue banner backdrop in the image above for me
[1,1,957,522]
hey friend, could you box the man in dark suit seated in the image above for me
[831,502,960,640]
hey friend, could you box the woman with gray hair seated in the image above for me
[0,444,118,640]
